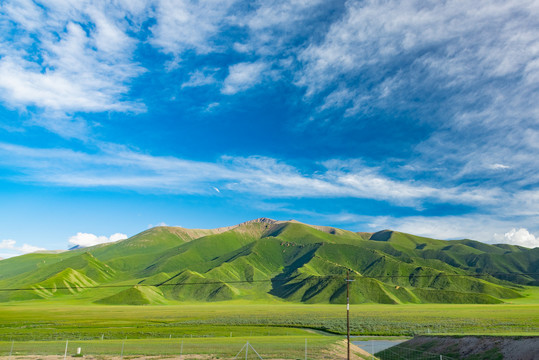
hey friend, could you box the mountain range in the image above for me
[0,218,537,305]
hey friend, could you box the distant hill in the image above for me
[0,218,537,305]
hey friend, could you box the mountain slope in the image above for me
[8,268,98,301]
[1,218,537,305]
[96,285,167,305]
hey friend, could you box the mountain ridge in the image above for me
[0,218,537,305]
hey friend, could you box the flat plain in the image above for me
[1,291,538,341]
[0,290,537,359]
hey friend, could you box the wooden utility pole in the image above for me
[346,270,355,360]
[347,270,350,359]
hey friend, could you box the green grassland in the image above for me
[0,336,357,359]
[1,300,537,341]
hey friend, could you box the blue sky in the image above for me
[1,0,538,257]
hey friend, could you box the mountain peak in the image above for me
[239,217,278,226]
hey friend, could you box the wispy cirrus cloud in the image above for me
[298,0,539,104]
[296,0,539,188]
[150,0,238,57]
[181,69,219,88]
[0,141,503,208]
[237,0,339,56]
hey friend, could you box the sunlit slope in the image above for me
[369,230,539,284]
[139,228,261,277]
[96,285,168,305]
[8,268,98,301]
[0,252,115,301]
[0,218,537,304]
[81,226,202,273]
[0,251,75,281]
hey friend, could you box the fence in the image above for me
[0,337,460,360]
[1,337,353,360]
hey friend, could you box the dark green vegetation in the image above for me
[1,218,538,304]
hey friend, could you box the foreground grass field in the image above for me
[1,297,538,341]
[0,336,353,359]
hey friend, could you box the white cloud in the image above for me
[109,233,128,242]
[0,0,146,138]
[204,102,220,112]
[221,62,268,95]
[245,0,324,31]
[0,238,46,258]
[238,0,334,58]
[147,222,168,229]
[490,164,510,170]
[181,69,218,88]
[0,141,506,209]
[68,232,127,247]
[0,240,16,249]
[20,243,47,253]
[493,228,539,248]
[150,0,237,56]
[298,0,539,98]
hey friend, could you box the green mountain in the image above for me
[0,218,537,305]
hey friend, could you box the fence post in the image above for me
[64,340,69,360]
[180,339,183,359]
[305,338,307,360]
[9,339,14,360]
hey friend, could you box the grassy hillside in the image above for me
[1,218,537,305]
[96,285,167,305]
